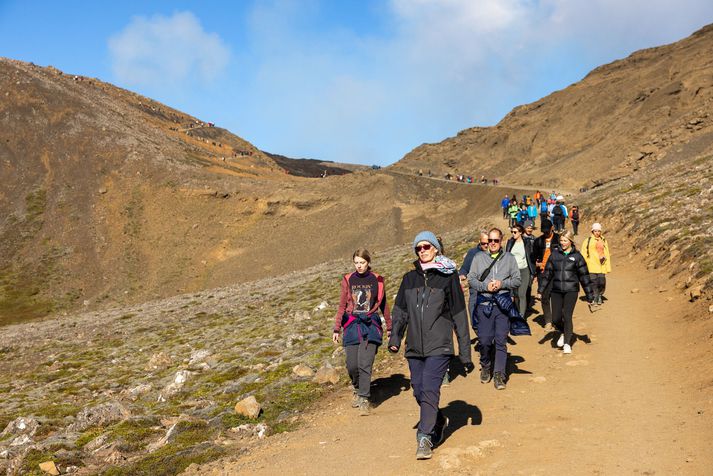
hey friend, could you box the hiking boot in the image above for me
[358,397,370,416]
[493,372,506,390]
[416,435,433,460]
[442,371,451,387]
[563,344,572,354]
[351,391,360,408]
[597,295,604,305]
[557,334,565,348]
[480,367,491,384]
[433,412,449,446]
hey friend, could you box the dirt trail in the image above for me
[185,232,713,476]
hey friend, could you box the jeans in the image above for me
[407,355,451,437]
[345,342,377,398]
[476,303,509,374]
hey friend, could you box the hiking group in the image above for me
[331,192,611,460]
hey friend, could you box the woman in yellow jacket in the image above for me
[582,223,611,305]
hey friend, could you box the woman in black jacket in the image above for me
[388,231,473,460]
[537,230,595,354]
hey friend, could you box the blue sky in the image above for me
[2,1,713,165]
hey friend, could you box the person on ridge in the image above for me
[533,219,560,331]
[582,223,611,305]
[389,231,473,460]
[333,249,391,416]
[467,228,521,390]
[537,230,595,354]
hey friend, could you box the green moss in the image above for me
[109,417,163,452]
[32,402,81,419]
[76,427,105,448]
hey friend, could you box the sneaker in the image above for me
[358,397,370,416]
[563,344,572,354]
[480,367,491,384]
[416,435,433,460]
[557,334,565,348]
[493,372,506,390]
[433,412,449,446]
[351,392,360,408]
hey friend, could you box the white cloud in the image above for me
[108,11,230,88]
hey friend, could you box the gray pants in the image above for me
[345,342,377,398]
[589,273,606,298]
[515,267,530,317]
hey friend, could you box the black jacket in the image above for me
[538,248,595,299]
[533,232,560,275]
[389,261,472,364]
[505,237,536,275]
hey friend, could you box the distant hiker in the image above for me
[582,223,611,305]
[537,231,595,354]
[552,199,566,233]
[516,204,529,227]
[467,228,521,390]
[501,195,510,219]
[507,201,520,228]
[389,231,473,460]
[533,219,560,331]
[534,190,543,207]
[539,199,549,224]
[333,249,391,416]
[527,201,538,226]
[459,231,490,331]
[506,224,536,318]
[570,206,581,236]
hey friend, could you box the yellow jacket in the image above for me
[582,235,611,274]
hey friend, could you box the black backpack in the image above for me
[553,205,564,217]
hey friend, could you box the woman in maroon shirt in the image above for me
[333,249,391,416]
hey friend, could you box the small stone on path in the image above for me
[565,360,589,367]
[38,461,60,475]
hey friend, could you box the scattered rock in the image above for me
[708,304,713,313]
[120,383,152,401]
[293,310,311,320]
[189,349,212,365]
[1,417,40,439]
[234,396,261,419]
[529,376,547,383]
[689,285,703,302]
[146,352,172,371]
[313,365,340,384]
[98,188,108,194]
[565,360,589,367]
[478,439,501,448]
[331,346,345,358]
[314,301,329,311]
[292,364,315,378]
[161,370,193,398]
[286,334,305,348]
[69,401,130,432]
[38,461,59,475]
[229,423,269,439]
[630,288,640,294]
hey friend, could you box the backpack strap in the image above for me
[586,237,591,258]
[479,250,503,282]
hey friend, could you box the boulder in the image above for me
[313,365,340,385]
[189,349,212,366]
[38,461,59,475]
[119,383,152,401]
[146,352,172,371]
[292,364,315,378]
[234,396,261,419]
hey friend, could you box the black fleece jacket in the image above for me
[538,248,595,299]
[389,261,472,364]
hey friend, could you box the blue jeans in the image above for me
[476,303,509,374]
[407,355,451,437]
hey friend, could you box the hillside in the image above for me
[0,59,524,324]
[394,24,713,191]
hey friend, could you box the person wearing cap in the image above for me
[533,218,560,331]
[582,223,611,305]
[467,228,521,390]
[389,231,473,460]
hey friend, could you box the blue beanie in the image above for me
[413,231,441,253]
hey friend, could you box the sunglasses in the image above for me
[415,244,433,252]
[479,242,488,246]
[488,238,501,243]
[511,230,519,233]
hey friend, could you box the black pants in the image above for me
[408,355,450,437]
[540,277,553,326]
[589,273,607,298]
[551,291,578,345]
[553,216,564,232]
[572,220,579,235]
[345,342,377,398]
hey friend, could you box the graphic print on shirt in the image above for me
[351,285,373,313]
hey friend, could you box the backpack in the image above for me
[540,201,548,213]
[553,205,564,217]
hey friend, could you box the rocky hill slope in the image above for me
[0,59,520,324]
[394,24,713,191]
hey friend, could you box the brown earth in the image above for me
[184,216,713,476]
[394,24,713,191]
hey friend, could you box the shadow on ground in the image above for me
[371,373,410,408]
